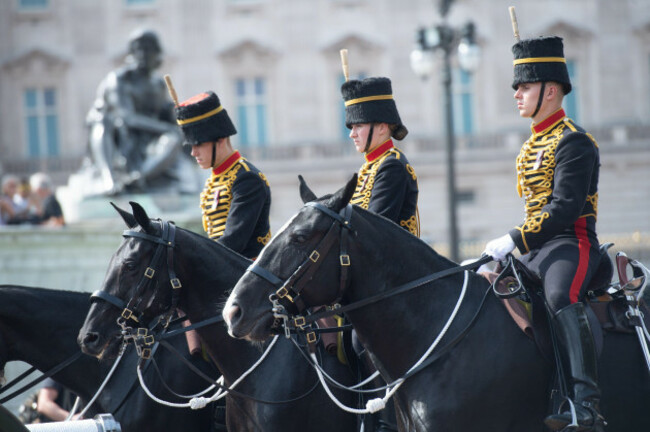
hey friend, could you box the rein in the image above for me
[304,254,492,324]
[0,351,83,403]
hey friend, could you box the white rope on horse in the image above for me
[65,343,127,421]
[299,342,381,391]
[137,335,280,409]
[310,270,471,414]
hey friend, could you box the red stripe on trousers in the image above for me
[569,217,590,303]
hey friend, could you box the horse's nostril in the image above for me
[83,332,99,346]
[224,304,242,326]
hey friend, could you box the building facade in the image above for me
[1,0,649,257]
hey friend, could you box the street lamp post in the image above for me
[410,21,480,262]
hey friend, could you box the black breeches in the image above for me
[519,238,601,313]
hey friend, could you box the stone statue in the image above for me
[79,29,197,195]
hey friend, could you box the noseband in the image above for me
[246,203,354,340]
[90,220,182,358]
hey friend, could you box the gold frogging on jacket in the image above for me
[515,117,599,238]
[350,149,419,237]
[200,163,246,240]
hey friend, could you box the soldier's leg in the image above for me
[352,330,397,432]
[540,244,605,431]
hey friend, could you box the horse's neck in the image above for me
[177,234,247,322]
[0,287,82,363]
[345,217,476,378]
[175,235,265,380]
[0,286,101,399]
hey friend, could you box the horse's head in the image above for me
[79,202,179,359]
[224,174,357,341]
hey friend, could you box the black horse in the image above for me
[77,202,357,432]
[0,285,215,432]
[223,175,650,432]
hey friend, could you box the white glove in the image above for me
[483,234,515,261]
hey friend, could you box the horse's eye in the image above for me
[123,260,137,271]
[289,231,309,244]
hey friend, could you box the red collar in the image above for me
[212,151,241,176]
[365,140,394,162]
[532,108,566,135]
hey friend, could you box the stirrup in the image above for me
[546,398,606,432]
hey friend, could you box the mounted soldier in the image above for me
[340,64,419,431]
[483,35,606,431]
[174,90,272,259]
[168,83,271,430]
[342,76,419,238]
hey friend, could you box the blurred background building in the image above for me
[0,0,648,260]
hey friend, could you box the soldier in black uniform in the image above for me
[342,76,419,237]
[175,91,271,431]
[483,36,605,431]
[175,91,271,259]
[341,77,418,432]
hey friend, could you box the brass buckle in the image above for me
[293,316,306,328]
[306,331,317,344]
[309,250,320,262]
[144,335,155,346]
[137,327,148,337]
[122,308,138,322]
[276,287,294,302]
[144,267,155,279]
[170,278,182,289]
[340,254,351,266]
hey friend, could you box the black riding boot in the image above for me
[360,367,398,432]
[371,401,398,432]
[352,330,398,432]
[544,303,606,432]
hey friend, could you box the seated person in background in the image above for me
[13,177,42,223]
[36,378,80,422]
[30,173,65,227]
[1,174,21,225]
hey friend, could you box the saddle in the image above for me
[484,245,649,362]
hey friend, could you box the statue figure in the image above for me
[81,29,196,195]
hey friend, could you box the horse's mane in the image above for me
[0,284,88,300]
[174,223,251,265]
[167,224,252,303]
[344,203,459,268]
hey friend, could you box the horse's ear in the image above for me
[111,202,137,228]
[329,174,357,212]
[298,175,317,203]
[129,201,155,233]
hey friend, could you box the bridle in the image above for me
[246,201,493,344]
[91,219,182,358]
[92,219,323,407]
[246,202,354,342]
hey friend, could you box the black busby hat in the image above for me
[341,77,408,140]
[512,36,571,94]
[175,91,237,145]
